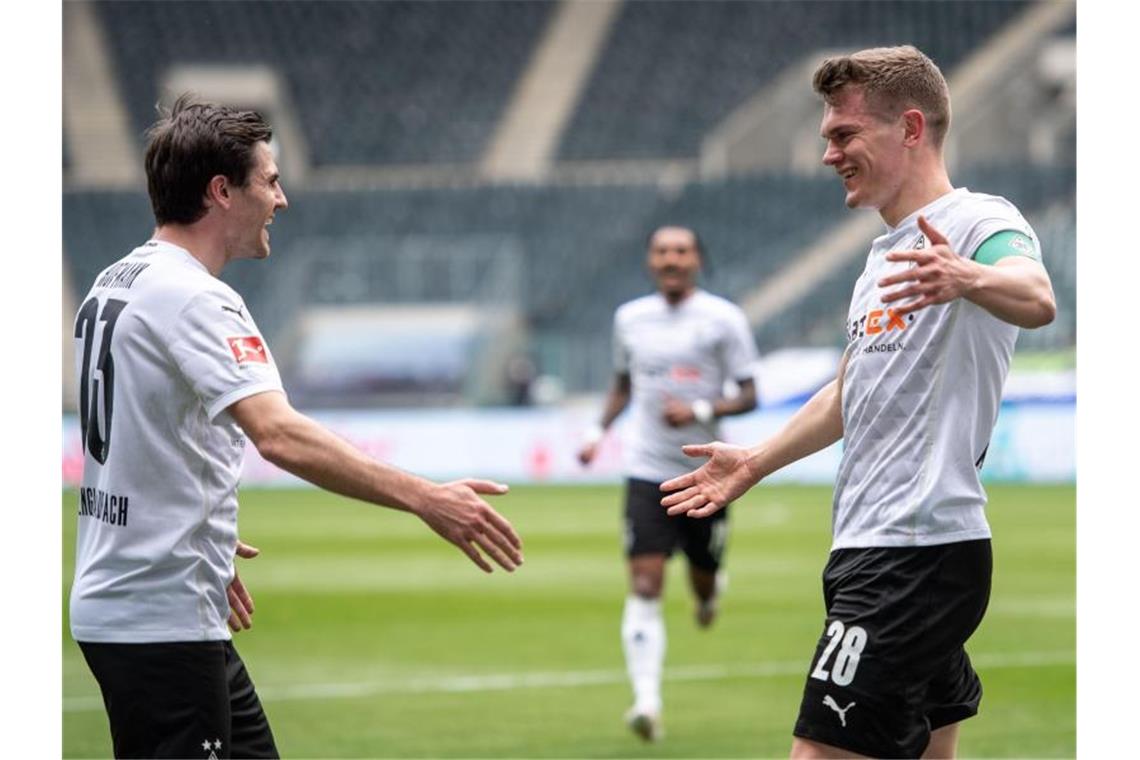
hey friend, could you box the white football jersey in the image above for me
[70,240,284,643]
[614,289,758,482]
[833,188,1039,549]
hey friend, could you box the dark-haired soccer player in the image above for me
[661,46,1056,758]
[579,225,759,741]
[71,95,523,759]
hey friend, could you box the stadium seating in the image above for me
[558,0,1032,160]
[95,0,1032,168]
[96,0,552,166]
[67,1,1074,402]
[65,160,1074,395]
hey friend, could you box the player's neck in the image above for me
[879,158,953,228]
[660,286,697,307]
[152,224,228,277]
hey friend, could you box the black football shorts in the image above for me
[793,539,992,758]
[79,639,279,759]
[623,477,729,570]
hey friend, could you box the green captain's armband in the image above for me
[972,229,1040,265]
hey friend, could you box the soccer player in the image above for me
[70,95,523,759]
[578,225,759,741]
[660,46,1056,758]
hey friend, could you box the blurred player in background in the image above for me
[661,46,1055,758]
[70,95,523,759]
[578,225,759,741]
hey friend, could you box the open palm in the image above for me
[660,442,760,518]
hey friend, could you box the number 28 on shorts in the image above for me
[810,620,868,687]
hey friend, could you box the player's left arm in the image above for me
[880,215,1056,329]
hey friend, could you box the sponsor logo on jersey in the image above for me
[226,336,268,364]
[669,364,702,382]
[1009,234,1033,255]
[912,233,926,250]
[847,308,913,341]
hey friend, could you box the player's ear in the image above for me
[901,109,925,148]
[204,175,231,210]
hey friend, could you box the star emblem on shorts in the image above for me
[202,738,222,751]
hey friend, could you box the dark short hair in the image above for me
[645,225,706,257]
[144,94,273,225]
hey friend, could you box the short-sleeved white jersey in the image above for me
[614,289,758,482]
[70,240,284,643]
[833,188,1039,549]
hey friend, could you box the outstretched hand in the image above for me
[659,442,761,518]
[227,540,260,633]
[880,215,979,316]
[418,479,523,573]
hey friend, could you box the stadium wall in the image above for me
[62,399,1073,488]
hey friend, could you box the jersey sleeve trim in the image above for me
[972,229,1041,265]
[207,384,285,423]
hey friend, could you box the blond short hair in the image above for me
[812,45,951,147]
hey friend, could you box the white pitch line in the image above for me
[62,650,1073,713]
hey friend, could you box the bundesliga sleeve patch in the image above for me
[226,336,269,364]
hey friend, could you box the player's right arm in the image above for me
[228,390,523,573]
[578,372,632,465]
[660,350,848,517]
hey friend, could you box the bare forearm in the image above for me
[712,380,758,418]
[257,413,433,513]
[599,386,631,429]
[745,379,842,480]
[964,261,1056,329]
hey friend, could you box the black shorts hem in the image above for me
[928,703,980,732]
[626,547,674,558]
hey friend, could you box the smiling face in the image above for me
[647,226,701,302]
[227,141,288,261]
[819,85,909,218]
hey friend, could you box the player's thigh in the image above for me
[790,736,873,758]
[679,505,729,571]
[921,722,960,759]
[224,642,279,759]
[80,640,230,759]
[623,478,680,559]
[792,544,988,758]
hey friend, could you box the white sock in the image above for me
[621,594,665,714]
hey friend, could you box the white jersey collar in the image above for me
[138,239,212,276]
[883,187,968,236]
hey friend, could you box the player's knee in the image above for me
[631,573,664,598]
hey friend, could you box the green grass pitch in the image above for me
[62,483,1074,757]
